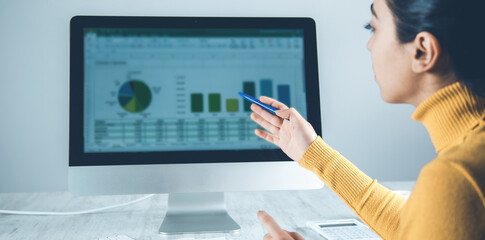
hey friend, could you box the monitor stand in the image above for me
[159,192,241,235]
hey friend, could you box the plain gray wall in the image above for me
[0,0,436,193]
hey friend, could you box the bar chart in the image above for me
[189,79,292,114]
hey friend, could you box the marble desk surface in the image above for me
[0,181,414,240]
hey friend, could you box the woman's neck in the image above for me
[408,72,457,107]
[411,81,485,152]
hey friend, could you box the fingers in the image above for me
[251,113,281,136]
[251,104,284,127]
[254,129,279,145]
[275,108,302,122]
[285,230,305,240]
[258,211,286,239]
[259,211,304,240]
[259,96,289,110]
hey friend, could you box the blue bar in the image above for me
[277,85,290,106]
[243,81,256,112]
[260,79,273,98]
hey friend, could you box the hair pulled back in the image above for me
[386,0,485,96]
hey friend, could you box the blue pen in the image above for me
[238,92,289,121]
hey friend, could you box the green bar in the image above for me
[226,99,239,112]
[208,93,221,112]
[243,81,255,111]
[191,93,203,112]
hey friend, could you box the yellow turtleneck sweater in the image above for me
[299,82,485,239]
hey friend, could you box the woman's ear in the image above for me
[410,32,441,73]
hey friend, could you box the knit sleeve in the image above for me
[299,136,406,240]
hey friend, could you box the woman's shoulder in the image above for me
[437,118,485,170]
[420,123,485,204]
[402,152,485,239]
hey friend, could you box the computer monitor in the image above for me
[69,16,323,235]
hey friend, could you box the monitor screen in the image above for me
[84,28,306,153]
[70,17,321,166]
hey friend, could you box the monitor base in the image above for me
[159,192,241,235]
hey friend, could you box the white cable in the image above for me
[0,194,155,215]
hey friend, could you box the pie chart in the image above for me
[118,80,152,113]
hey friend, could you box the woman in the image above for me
[251,0,485,239]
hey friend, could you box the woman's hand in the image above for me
[250,96,317,162]
[258,211,304,240]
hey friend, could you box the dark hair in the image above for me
[385,0,485,97]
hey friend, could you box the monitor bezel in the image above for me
[69,16,321,166]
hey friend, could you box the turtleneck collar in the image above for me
[411,82,485,153]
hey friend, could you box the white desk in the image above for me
[0,181,413,240]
